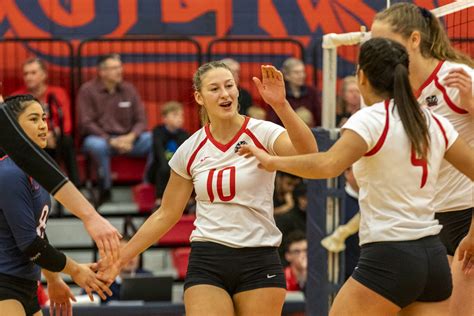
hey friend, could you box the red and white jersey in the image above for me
[343,99,458,245]
[169,117,286,248]
[416,60,474,213]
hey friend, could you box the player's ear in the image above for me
[194,91,204,106]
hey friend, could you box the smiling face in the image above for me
[194,67,239,122]
[17,101,48,148]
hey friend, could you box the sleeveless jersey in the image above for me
[169,117,286,248]
[343,100,458,245]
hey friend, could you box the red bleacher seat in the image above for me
[132,183,156,212]
[77,154,146,184]
[159,215,195,246]
[171,247,191,280]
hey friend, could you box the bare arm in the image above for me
[53,182,122,260]
[240,129,366,179]
[444,137,474,181]
[100,171,194,283]
[254,65,317,156]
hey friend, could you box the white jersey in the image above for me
[169,117,286,248]
[343,99,459,245]
[417,60,474,213]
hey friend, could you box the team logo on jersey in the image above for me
[425,95,438,107]
[234,140,248,153]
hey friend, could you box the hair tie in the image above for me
[418,7,432,21]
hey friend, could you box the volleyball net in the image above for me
[308,2,473,315]
[321,0,473,128]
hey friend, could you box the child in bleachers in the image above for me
[147,101,189,206]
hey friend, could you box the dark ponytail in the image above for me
[359,38,430,159]
[393,63,430,159]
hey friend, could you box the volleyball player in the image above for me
[0,101,121,261]
[97,62,317,315]
[239,38,474,316]
[370,4,473,315]
[0,95,112,316]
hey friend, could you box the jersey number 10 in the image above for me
[207,167,236,202]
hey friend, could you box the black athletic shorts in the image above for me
[184,241,286,295]
[0,272,40,316]
[435,208,473,256]
[352,235,452,308]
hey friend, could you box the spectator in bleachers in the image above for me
[276,182,307,264]
[276,182,307,238]
[284,231,307,292]
[268,57,321,126]
[147,101,189,205]
[77,54,152,204]
[295,107,315,127]
[220,58,253,115]
[13,57,80,185]
[336,75,361,127]
[246,104,267,120]
[274,172,300,215]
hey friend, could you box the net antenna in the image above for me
[320,0,473,129]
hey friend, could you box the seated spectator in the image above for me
[336,76,361,127]
[77,54,152,204]
[246,105,266,120]
[295,107,314,127]
[276,182,307,237]
[268,58,321,126]
[276,182,307,263]
[220,58,253,115]
[147,101,189,204]
[284,231,307,292]
[274,172,300,215]
[13,57,80,185]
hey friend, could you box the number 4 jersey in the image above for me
[343,99,458,245]
[169,116,286,248]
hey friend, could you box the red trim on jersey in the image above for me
[434,77,469,114]
[244,129,269,153]
[411,145,428,189]
[415,60,444,98]
[431,113,448,149]
[207,168,216,202]
[0,155,8,161]
[364,100,390,157]
[205,116,250,152]
[186,137,208,176]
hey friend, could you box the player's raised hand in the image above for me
[253,65,287,110]
[444,68,473,113]
[238,144,276,172]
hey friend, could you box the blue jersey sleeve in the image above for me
[0,167,40,251]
